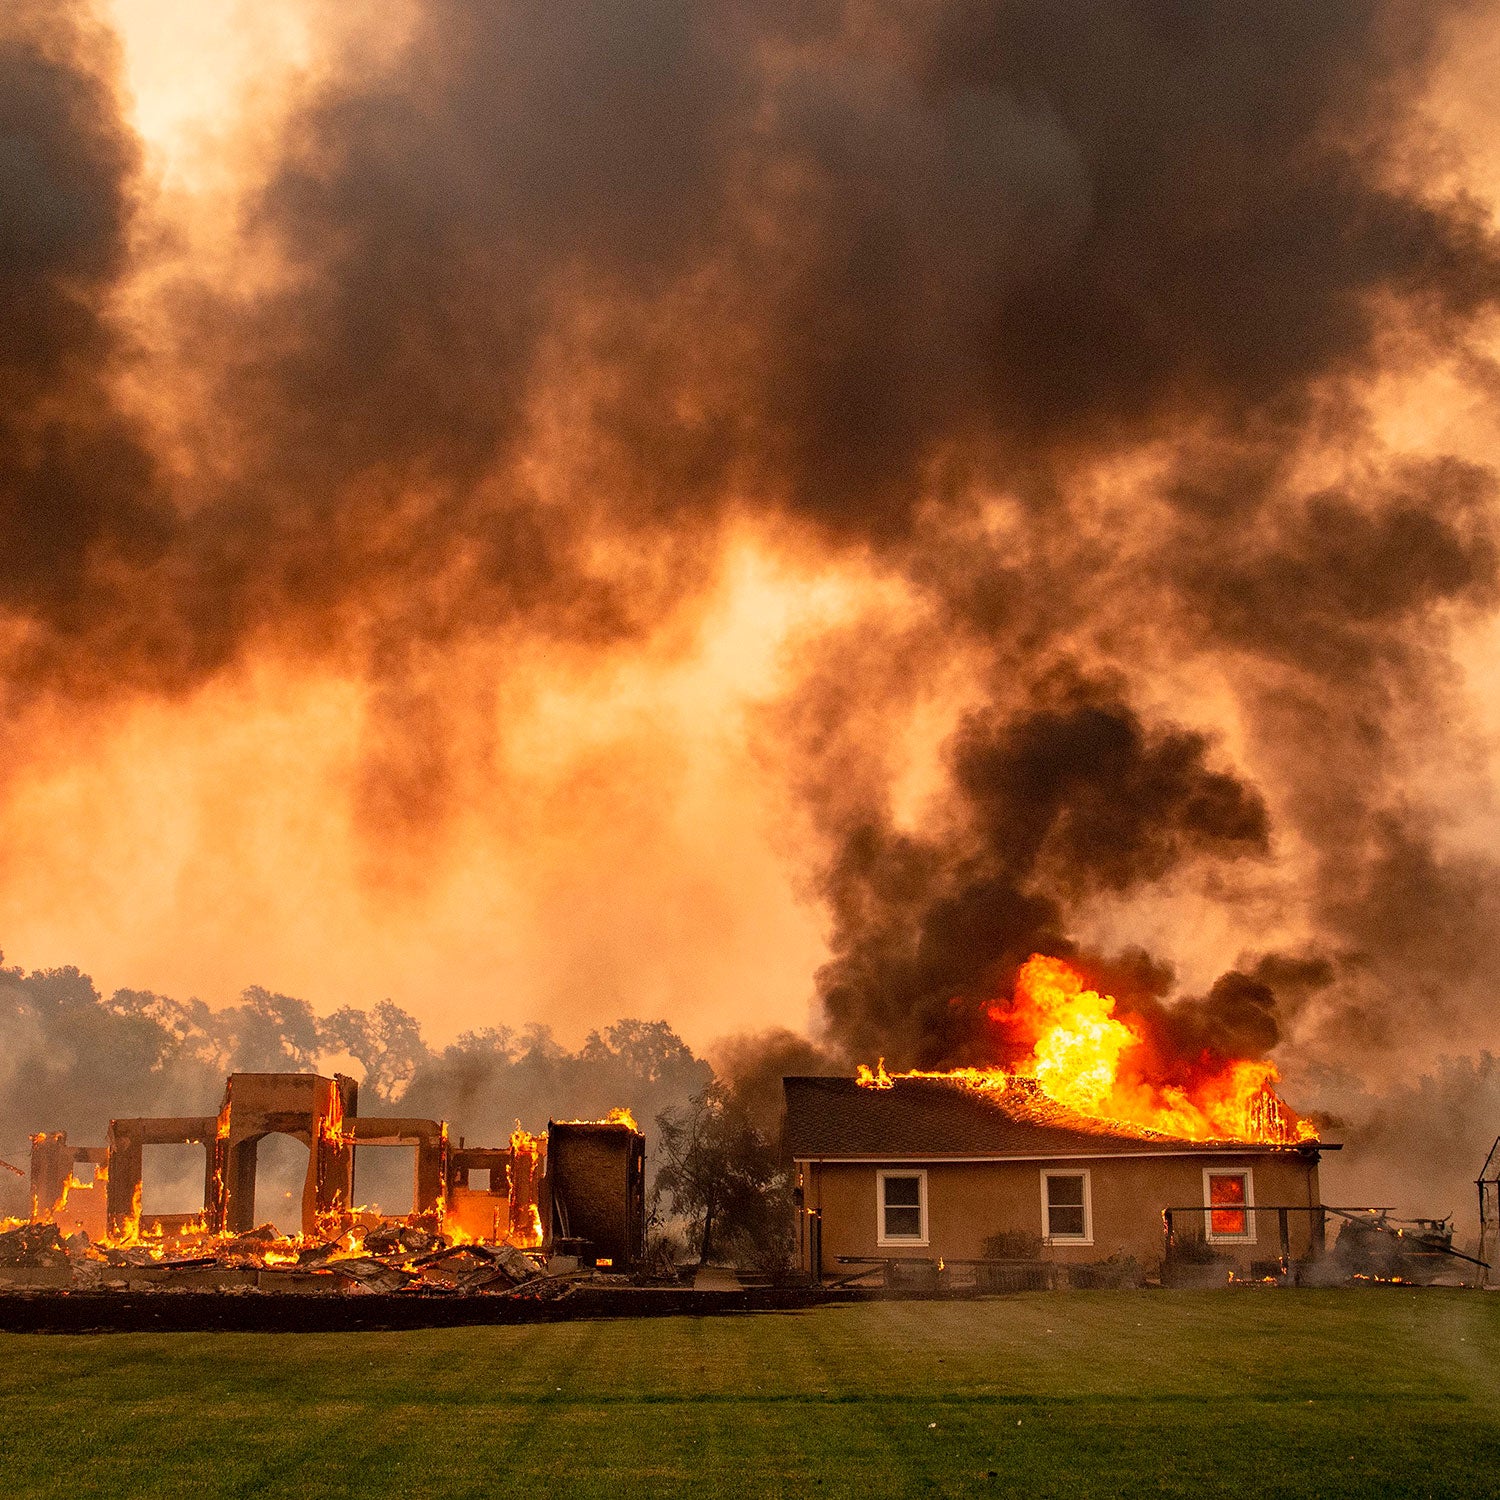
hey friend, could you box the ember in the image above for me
[857,955,1314,1145]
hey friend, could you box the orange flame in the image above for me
[859,954,1315,1145]
[552,1107,640,1131]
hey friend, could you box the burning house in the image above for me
[13,1070,645,1290]
[787,955,1335,1285]
[786,1074,1326,1284]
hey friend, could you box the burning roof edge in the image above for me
[782,1076,1334,1161]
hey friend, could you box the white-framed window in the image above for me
[1040,1168,1093,1245]
[876,1169,928,1247]
[1203,1167,1256,1244]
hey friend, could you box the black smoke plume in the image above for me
[806,680,1272,1068]
[5,1,1500,1220]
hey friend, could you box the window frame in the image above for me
[876,1168,929,1248]
[1202,1166,1256,1245]
[1039,1167,1094,1247]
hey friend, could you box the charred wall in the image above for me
[543,1122,646,1267]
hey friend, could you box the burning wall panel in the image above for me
[542,1121,646,1268]
[28,1134,108,1242]
[448,1146,514,1242]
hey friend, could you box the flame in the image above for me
[505,1125,546,1248]
[120,1182,144,1246]
[857,1060,1007,1091]
[552,1107,640,1130]
[859,954,1316,1145]
[517,1204,544,1248]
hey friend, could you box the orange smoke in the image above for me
[859,954,1315,1145]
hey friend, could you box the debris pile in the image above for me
[0,1217,605,1299]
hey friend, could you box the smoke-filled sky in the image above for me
[4,0,1500,1140]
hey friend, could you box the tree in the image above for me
[320,999,428,1102]
[652,1080,792,1270]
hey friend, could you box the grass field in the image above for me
[3,1290,1498,1498]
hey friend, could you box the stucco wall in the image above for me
[798,1152,1322,1276]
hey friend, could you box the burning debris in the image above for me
[5,1070,646,1296]
[856,955,1313,1146]
[0,1215,563,1297]
[1324,1211,1483,1287]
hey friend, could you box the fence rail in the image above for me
[1161,1203,1486,1285]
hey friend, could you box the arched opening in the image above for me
[252,1133,311,1235]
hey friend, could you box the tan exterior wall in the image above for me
[798,1152,1322,1278]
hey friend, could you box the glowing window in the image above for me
[1204,1169,1255,1243]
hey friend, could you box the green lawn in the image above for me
[2,1291,1498,1498]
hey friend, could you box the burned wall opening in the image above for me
[141,1143,210,1220]
[249,1134,313,1236]
[353,1142,421,1219]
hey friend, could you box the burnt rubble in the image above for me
[0,1216,573,1297]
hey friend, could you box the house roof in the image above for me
[782,1076,1318,1160]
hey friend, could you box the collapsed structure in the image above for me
[24,1070,645,1273]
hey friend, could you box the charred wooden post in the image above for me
[1479,1137,1500,1288]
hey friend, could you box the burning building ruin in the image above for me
[12,1070,645,1291]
